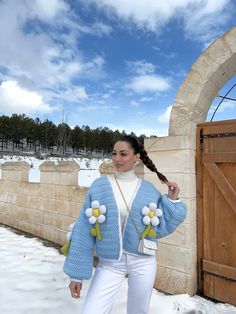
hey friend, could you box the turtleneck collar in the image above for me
[114,169,137,181]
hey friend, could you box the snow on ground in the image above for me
[0,155,108,186]
[0,226,236,314]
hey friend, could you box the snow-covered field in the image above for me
[0,226,236,314]
[0,155,236,313]
[0,155,108,186]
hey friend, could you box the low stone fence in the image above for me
[0,160,143,245]
[0,161,87,244]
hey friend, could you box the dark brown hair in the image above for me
[117,135,168,184]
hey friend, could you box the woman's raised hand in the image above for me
[167,182,180,200]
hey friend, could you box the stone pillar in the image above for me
[1,162,30,182]
[144,135,197,295]
[39,160,80,185]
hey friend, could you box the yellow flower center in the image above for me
[149,210,155,218]
[93,208,100,217]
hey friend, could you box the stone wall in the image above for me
[144,135,197,295]
[0,161,87,244]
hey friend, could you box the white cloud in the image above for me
[126,60,156,75]
[131,100,140,107]
[76,22,113,37]
[0,81,56,114]
[157,105,172,124]
[209,100,236,113]
[0,0,107,111]
[140,97,153,102]
[84,0,232,45]
[127,75,170,94]
[31,0,68,21]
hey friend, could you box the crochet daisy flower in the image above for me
[141,202,163,238]
[85,200,106,240]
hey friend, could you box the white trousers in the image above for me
[81,253,157,314]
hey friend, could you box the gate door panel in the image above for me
[197,120,236,305]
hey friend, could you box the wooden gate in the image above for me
[197,119,236,305]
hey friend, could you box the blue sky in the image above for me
[0,0,235,136]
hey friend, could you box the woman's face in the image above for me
[112,141,140,172]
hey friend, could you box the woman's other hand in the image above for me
[167,182,180,200]
[69,281,82,299]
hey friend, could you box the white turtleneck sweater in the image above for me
[107,170,141,230]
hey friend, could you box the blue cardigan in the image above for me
[63,176,187,280]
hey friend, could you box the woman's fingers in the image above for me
[167,182,180,200]
[69,281,82,299]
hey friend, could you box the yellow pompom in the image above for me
[60,241,71,256]
[90,228,97,237]
[93,208,100,217]
[148,229,156,238]
[149,210,155,218]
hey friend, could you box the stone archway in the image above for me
[144,25,236,296]
[169,26,236,136]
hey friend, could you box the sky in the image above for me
[0,0,236,137]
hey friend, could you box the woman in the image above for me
[63,135,187,314]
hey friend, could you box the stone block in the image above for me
[156,243,197,274]
[40,161,79,186]
[154,265,197,295]
[1,162,30,182]
[37,197,56,212]
[179,197,197,224]
[145,135,196,151]
[158,222,196,248]
[224,27,236,53]
[191,52,220,81]
[53,199,69,215]
[145,173,196,199]
[206,37,232,65]
[148,149,196,174]
[37,184,56,199]
[99,161,115,175]
[67,201,81,218]
[21,182,39,196]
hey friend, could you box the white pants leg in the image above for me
[81,255,126,314]
[81,253,157,314]
[127,254,157,314]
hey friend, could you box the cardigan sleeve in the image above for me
[63,189,95,280]
[156,194,187,239]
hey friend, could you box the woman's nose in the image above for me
[114,154,121,162]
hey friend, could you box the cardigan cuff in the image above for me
[70,277,83,283]
[168,197,181,203]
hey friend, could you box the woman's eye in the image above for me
[121,153,127,156]
[112,152,116,156]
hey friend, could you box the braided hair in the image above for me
[118,135,168,184]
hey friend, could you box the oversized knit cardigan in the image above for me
[63,175,187,280]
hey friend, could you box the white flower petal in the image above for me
[99,205,106,214]
[91,200,100,208]
[89,216,97,224]
[69,222,75,231]
[66,231,72,241]
[151,216,160,226]
[143,215,151,225]
[142,206,150,216]
[155,208,163,217]
[149,202,157,210]
[97,215,106,223]
[85,208,93,217]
